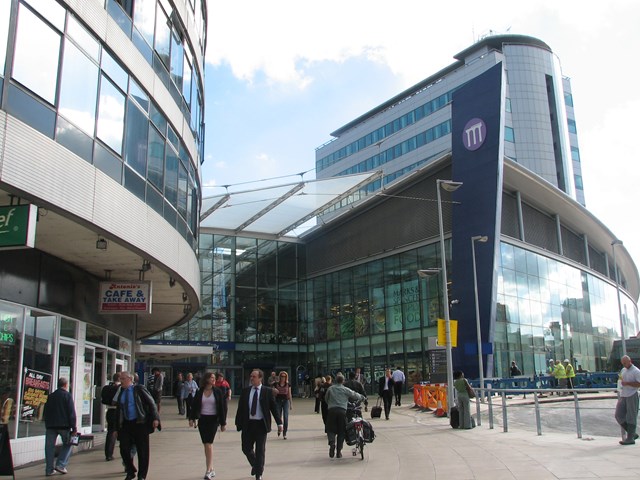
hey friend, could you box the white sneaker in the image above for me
[204,470,215,479]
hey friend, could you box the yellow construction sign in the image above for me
[437,319,458,347]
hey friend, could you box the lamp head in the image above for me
[417,268,441,278]
[612,239,623,246]
[438,179,463,192]
[472,235,489,243]
[96,237,108,250]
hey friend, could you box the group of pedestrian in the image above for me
[547,359,576,394]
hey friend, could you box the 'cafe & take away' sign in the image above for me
[99,281,152,314]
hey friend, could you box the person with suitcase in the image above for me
[377,369,395,420]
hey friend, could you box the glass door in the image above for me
[81,347,95,432]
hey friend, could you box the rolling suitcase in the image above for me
[370,396,382,419]
[449,406,459,429]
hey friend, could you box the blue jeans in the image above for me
[276,398,289,435]
[45,428,73,474]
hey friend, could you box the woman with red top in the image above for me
[273,371,292,439]
[214,372,232,402]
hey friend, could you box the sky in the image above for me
[201,0,640,268]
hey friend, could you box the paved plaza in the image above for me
[14,396,640,480]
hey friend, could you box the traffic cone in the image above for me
[434,398,446,417]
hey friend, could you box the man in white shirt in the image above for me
[615,355,640,445]
[391,366,406,406]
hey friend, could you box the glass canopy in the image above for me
[200,172,381,238]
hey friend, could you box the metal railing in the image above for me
[472,387,618,438]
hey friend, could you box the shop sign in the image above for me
[0,204,37,249]
[21,369,51,420]
[0,315,16,345]
[98,281,152,314]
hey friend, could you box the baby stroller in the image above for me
[345,399,375,459]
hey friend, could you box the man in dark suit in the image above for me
[235,369,283,480]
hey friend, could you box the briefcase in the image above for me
[370,397,382,419]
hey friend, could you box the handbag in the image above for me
[465,380,476,398]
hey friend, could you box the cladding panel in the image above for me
[522,202,559,254]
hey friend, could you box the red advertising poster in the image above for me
[21,369,51,420]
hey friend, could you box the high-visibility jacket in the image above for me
[565,364,575,378]
[554,363,567,379]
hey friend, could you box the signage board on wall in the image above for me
[0,204,37,249]
[0,314,16,345]
[21,369,51,420]
[98,281,152,314]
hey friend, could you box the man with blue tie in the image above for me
[115,371,160,480]
[235,369,283,480]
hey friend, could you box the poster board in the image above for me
[20,369,51,420]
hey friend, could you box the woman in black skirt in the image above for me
[189,372,228,479]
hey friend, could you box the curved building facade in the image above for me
[0,0,205,465]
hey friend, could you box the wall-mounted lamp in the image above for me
[96,237,108,250]
[141,260,151,272]
[169,277,176,288]
[182,292,188,302]
[104,269,112,280]
[183,304,192,314]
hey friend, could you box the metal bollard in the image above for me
[573,390,582,439]
[501,392,508,432]
[534,391,542,435]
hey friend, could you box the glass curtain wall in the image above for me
[304,242,442,388]
[495,242,639,377]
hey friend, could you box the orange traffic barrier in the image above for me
[412,384,447,411]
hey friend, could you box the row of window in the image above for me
[105,0,205,155]
[338,120,452,176]
[316,90,454,172]
[0,1,200,245]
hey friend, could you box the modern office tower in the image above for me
[151,35,637,407]
[0,0,205,466]
[316,35,586,206]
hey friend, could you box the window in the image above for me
[96,75,125,154]
[133,0,156,47]
[154,4,171,69]
[571,146,580,162]
[124,101,149,176]
[164,147,179,206]
[12,4,61,104]
[0,1,9,73]
[564,93,574,107]
[568,119,577,134]
[147,125,165,190]
[58,40,99,136]
[505,126,515,143]
[574,174,583,190]
[505,97,512,113]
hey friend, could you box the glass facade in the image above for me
[0,300,131,441]
[1,0,203,246]
[495,243,639,377]
[157,234,637,394]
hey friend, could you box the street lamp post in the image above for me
[471,235,488,400]
[611,240,626,356]
[436,179,462,415]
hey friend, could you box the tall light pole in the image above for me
[471,235,488,399]
[611,240,626,356]
[436,179,462,415]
